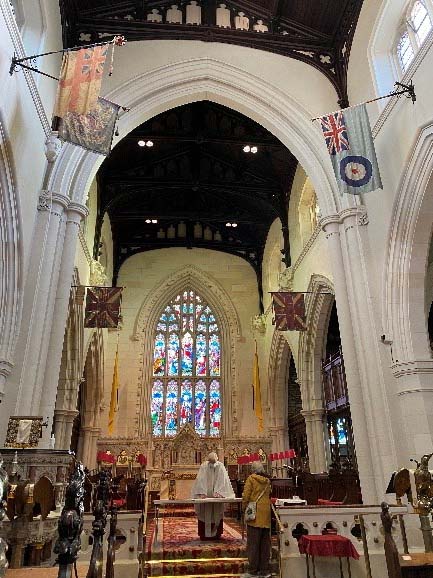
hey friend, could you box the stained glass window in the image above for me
[151,289,221,437]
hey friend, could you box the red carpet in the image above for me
[145,513,247,576]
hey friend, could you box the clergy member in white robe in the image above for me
[191,452,235,539]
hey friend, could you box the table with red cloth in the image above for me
[298,534,359,578]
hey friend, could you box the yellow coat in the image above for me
[242,473,271,528]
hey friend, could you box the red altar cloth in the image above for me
[298,535,360,560]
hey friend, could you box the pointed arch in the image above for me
[298,274,335,410]
[0,115,23,399]
[267,329,291,451]
[48,58,340,217]
[134,265,241,438]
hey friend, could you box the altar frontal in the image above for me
[191,452,235,539]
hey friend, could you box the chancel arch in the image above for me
[134,265,241,439]
[48,57,341,218]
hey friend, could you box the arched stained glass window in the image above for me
[151,290,221,437]
[411,1,432,45]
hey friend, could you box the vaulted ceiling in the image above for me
[96,101,297,309]
[59,0,364,106]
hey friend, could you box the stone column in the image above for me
[311,409,327,473]
[301,410,315,470]
[13,191,70,417]
[338,208,396,493]
[39,203,88,447]
[54,408,79,450]
[322,215,377,502]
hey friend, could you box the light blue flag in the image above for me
[320,104,382,195]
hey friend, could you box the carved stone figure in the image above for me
[147,9,162,22]
[235,12,249,30]
[278,266,293,290]
[186,1,201,25]
[89,259,107,286]
[166,5,182,24]
[216,4,231,28]
[252,314,266,334]
[253,19,268,32]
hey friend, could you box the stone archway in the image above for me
[267,330,291,452]
[383,122,433,459]
[134,265,242,438]
[298,274,334,472]
[48,58,340,218]
[76,329,104,469]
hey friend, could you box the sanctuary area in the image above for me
[1,1,433,577]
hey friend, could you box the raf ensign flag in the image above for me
[320,104,382,195]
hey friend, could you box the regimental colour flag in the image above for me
[271,292,307,331]
[58,97,120,156]
[320,104,382,195]
[54,45,108,118]
[84,287,123,328]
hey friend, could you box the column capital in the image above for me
[321,206,368,233]
[54,408,79,418]
[67,202,89,223]
[37,190,70,213]
[45,132,62,163]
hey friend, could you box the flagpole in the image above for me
[310,81,416,122]
[9,37,124,74]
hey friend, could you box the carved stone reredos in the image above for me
[172,423,200,450]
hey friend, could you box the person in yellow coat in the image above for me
[242,461,272,577]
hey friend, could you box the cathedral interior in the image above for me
[2,0,433,577]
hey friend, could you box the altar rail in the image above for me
[276,504,412,578]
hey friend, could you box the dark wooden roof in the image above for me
[59,0,364,106]
[96,101,297,310]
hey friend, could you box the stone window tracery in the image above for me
[151,289,221,437]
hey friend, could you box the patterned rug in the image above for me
[145,514,247,576]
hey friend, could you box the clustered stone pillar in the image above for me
[39,203,88,447]
[302,409,327,473]
[322,211,377,502]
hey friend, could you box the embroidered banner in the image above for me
[54,45,108,118]
[84,287,123,328]
[271,292,307,331]
[58,97,120,156]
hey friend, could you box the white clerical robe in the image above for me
[191,460,235,537]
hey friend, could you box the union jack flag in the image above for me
[320,111,350,155]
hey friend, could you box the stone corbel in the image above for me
[278,266,293,290]
[251,314,266,334]
[89,259,107,286]
[37,190,52,212]
[45,132,62,163]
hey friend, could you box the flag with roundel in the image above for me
[320,104,382,195]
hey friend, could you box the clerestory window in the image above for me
[396,1,432,73]
[151,289,221,437]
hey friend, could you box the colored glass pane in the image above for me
[209,334,220,376]
[151,380,164,436]
[336,418,347,445]
[180,380,193,425]
[195,380,207,435]
[167,333,179,375]
[195,333,207,376]
[209,380,221,437]
[151,289,221,437]
[153,333,166,376]
[182,332,193,375]
[165,380,178,436]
